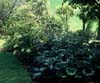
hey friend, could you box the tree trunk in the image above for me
[82,20,86,31]
[97,19,100,40]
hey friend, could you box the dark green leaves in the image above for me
[66,67,77,76]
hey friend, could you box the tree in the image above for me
[77,6,91,31]
[64,0,100,39]
[56,3,74,32]
[0,0,17,34]
[0,0,17,22]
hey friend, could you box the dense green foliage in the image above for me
[0,0,16,34]
[29,32,100,83]
[1,0,100,83]
[4,0,65,65]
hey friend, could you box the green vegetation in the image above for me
[64,0,100,39]
[0,39,32,83]
[49,0,98,32]
[0,52,32,83]
[0,0,100,83]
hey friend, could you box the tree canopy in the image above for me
[64,0,100,39]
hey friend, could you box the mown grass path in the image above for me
[0,39,33,83]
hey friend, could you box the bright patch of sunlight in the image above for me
[0,39,6,48]
[18,4,32,11]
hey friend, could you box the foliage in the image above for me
[27,31,100,82]
[5,16,64,65]
[0,0,16,20]
[4,1,65,65]
[3,0,100,83]
[0,0,16,34]
[56,3,74,31]
[64,0,100,39]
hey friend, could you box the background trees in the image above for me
[0,0,100,83]
[0,0,17,22]
[0,0,17,34]
[64,0,100,39]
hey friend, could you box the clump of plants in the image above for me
[28,32,100,83]
[4,4,64,65]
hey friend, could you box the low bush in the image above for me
[28,32,100,83]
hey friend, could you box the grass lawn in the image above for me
[0,40,33,83]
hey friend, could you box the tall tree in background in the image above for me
[56,3,74,31]
[64,0,100,39]
[78,6,90,31]
[0,0,17,21]
[0,0,17,34]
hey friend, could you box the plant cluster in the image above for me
[27,32,100,83]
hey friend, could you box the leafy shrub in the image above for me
[28,32,100,83]
[4,1,65,65]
